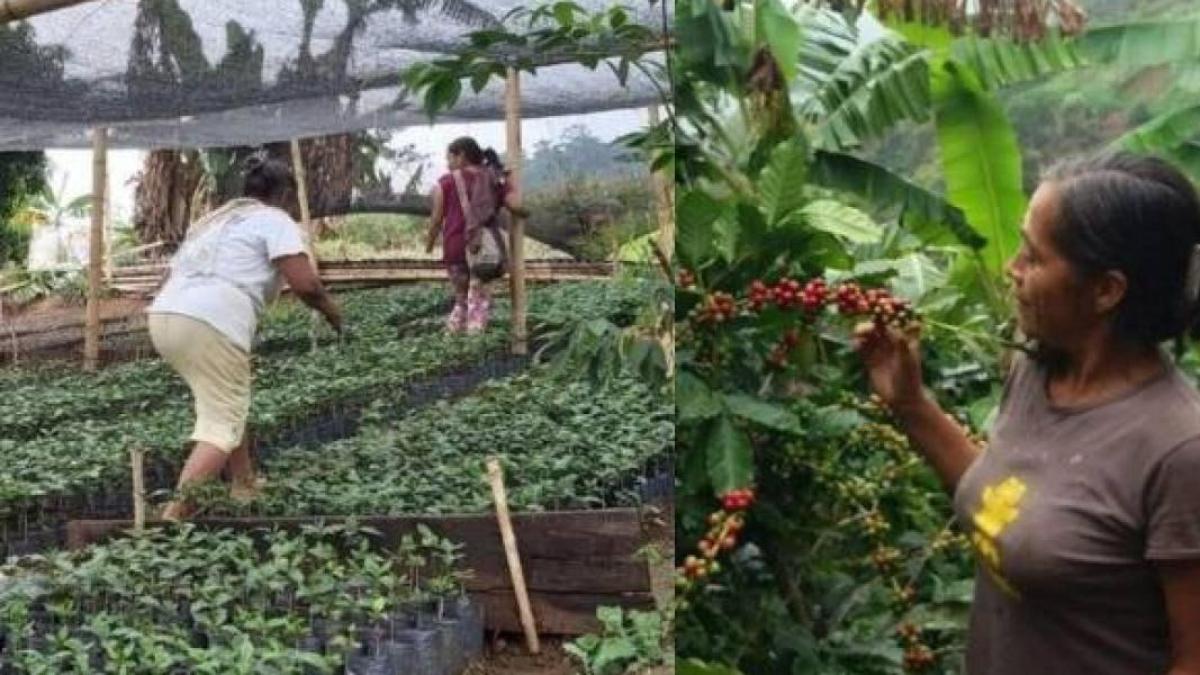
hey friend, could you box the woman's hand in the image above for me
[853,321,980,492]
[853,322,927,413]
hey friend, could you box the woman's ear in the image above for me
[1094,269,1128,315]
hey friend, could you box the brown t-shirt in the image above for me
[953,351,1200,674]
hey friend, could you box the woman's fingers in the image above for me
[852,321,879,352]
[854,321,902,363]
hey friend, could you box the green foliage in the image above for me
[0,522,471,673]
[1077,15,1200,70]
[566,606,671,675]
[323,213,425,251]
[218,369,671,516]
[808,151,983,249]
[931,60,1027,276]
[523,125,646,191]
[0,281,644,510]
[949,34,1084,90]
[756,0,802,83]
[534,272,672,388]
[1105,104,1200,181]
[670,1,1053,671]
[524,174,657,260]
[0,151,47,267]
[401,2,665,118]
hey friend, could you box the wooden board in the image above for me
[66,508,654,635]
[105,259,617,296]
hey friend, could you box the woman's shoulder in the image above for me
[437,173,457,191]
[245,204,299,229]
[1151,364,1200,434]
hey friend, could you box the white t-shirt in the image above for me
[149,199,307,352]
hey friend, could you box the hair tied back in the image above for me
[1186,243,1200,309]
[243,149,269,172]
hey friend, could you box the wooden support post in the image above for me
[84,127,106,372]
[0,0,96,24]
[505,68,528,355]
[130,449,145,532]
[647,105,674,262]
[104,167,113,283]
[289,139,320,352]
[486,458,540,653]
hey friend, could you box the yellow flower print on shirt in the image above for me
[970,475,1027,598]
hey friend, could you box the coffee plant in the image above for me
[187,368,672,517]
[565,606,671,675]
[0,521,481,674]
[0,280,655,557]
[666,1,1059,672]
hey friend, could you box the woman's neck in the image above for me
[1044,335,1164,407]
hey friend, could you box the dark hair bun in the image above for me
[243,152,266,172]
[482,148,504,171]
[242,154,295,203]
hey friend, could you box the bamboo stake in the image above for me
[0,0,94,24]
[486,458,539,654]
[130,449,145,532]
[646,105,675,375]
[289,139,321,352]
[504,68,528,355]
[647,105,674,261]
[84,127,106,372]
[104,165,113,283]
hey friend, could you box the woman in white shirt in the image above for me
[148,156,342,520]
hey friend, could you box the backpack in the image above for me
[452,167,510,282]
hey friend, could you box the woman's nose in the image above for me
[1005,258,1021,286]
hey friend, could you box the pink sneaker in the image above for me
[466,286,491,334]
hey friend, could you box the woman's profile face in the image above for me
[1007,182,1098,346]
[447,150,464,170]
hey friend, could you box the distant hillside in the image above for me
[521,125,646,192]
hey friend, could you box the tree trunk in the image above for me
[292,134,354,237]
[132,149,206,257]
[210,135,356,238]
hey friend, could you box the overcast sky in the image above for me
[47,106,650,225]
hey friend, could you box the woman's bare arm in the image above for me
[425,186,445,254]
[1161,560,1200,675]
[274,253,341,332]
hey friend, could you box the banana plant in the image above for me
[681,1,1200,295]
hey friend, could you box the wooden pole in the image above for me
[104,165,113,283]
[0,0,94,24]
[486,458,540,653]
[130,449,145,532]
[504,68,528,355]
[84,127,106,372]
[289,139,321,352]
[647,105,674,262]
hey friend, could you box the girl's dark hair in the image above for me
[1045,152,1200,344]
[448,136,505,171]
[242,155,296,203]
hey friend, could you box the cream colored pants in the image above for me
[148,313,251,453]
